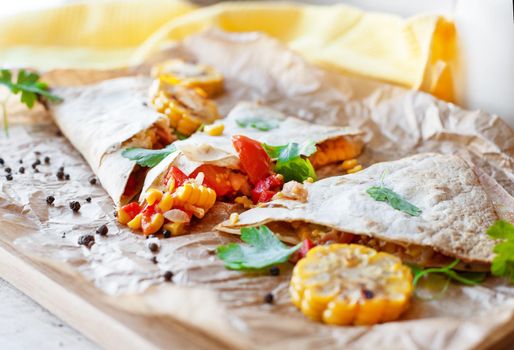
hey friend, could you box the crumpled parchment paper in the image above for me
[1,29,513,350]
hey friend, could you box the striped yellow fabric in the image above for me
[0,0,455,100]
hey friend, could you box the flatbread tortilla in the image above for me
[139,102,364,199]
[49,76,167,204]
[217,153,505,265]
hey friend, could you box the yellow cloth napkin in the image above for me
[0,0,455,101]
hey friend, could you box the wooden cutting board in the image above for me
[0,235,234,350]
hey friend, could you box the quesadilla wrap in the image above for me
[214,102,365,168]
[217,153,504,269]
[50,76,174,205]
[117,103,365,236]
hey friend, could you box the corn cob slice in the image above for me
[309,137,364,169]
[151,59,224,97]
[173,182,217,214]
[150,80,220,137]
[290,244,412,326]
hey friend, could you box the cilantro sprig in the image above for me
[236,116,279,131]
[216,225,302,270]
[0,69,62,136]
[122,144,176,167]
[263,140,317,183]
[367,186,422,216]
[487,220,514,282]
[410,259,486,300]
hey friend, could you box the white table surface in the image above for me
[0,278,98,350]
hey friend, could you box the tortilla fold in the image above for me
[217,153,507,265]
[49,76,167,204]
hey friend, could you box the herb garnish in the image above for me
[411,259,486,287]
[236,116,280,131]
[216,225,302,270]
[487,220,514,282]
[367,186,422,216]
[263,140,317,183]
[0,69,62,136]
[122,144,176,167]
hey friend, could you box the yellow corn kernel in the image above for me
[168,177,176,192]
[127,213,143,230]
[173,183,216,211]
[235,196,253,209]
[163,222,186,236]
[177,114,202,136]
[142,213,165,235]
[194,87,208,98]
[341,159,358,170]
[158,192,174,212]
[151,59,224,97]
[117,207,131,224]
[347,165,363,174]
[309,137,364,168]
[305,177,314,183]
[290,244,412,326]
[145,188,163,206]
[229,213,239,224]
[204,123,224,136]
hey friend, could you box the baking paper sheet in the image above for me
[1,29,513,350]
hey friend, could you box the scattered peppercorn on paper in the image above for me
[1,29,514,350]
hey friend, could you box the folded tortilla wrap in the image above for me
[139,102,364,199]
[217,153,505,267]
[50,76,172,205]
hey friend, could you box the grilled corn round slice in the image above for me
[290,244,412,326]
[151,59,224,97]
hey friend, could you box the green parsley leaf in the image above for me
[216,225,302,270]
[122,144,176,167]
[263,141,317,182]
[366,186,422,216]
[487,220,514,281]
[0,69,62,136]
[236,116,280,131]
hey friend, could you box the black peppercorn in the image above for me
[162,230,171,239]
[0,158,4,165]
[78,234,95,249]
[89,178,97,185]
[6,174,13,181]
[5,167,11,173]
[264,293,274,304]
[19,167,25,174]
[46,195,55,205]
[151,256,158,264]
[69,201,81,212]
[163,270,174,281]
[31,163,38,170]
[56,171,64,180]
[65,174,70,180]
[34,159,41,166]
[44,156,50,164]
[58,166,64,172]
[18,159,22,164]
[85,197,91,203]
[35,151,41,156]
[269,266,280,276]
[148,242,159,253]
[96,224,108,236]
